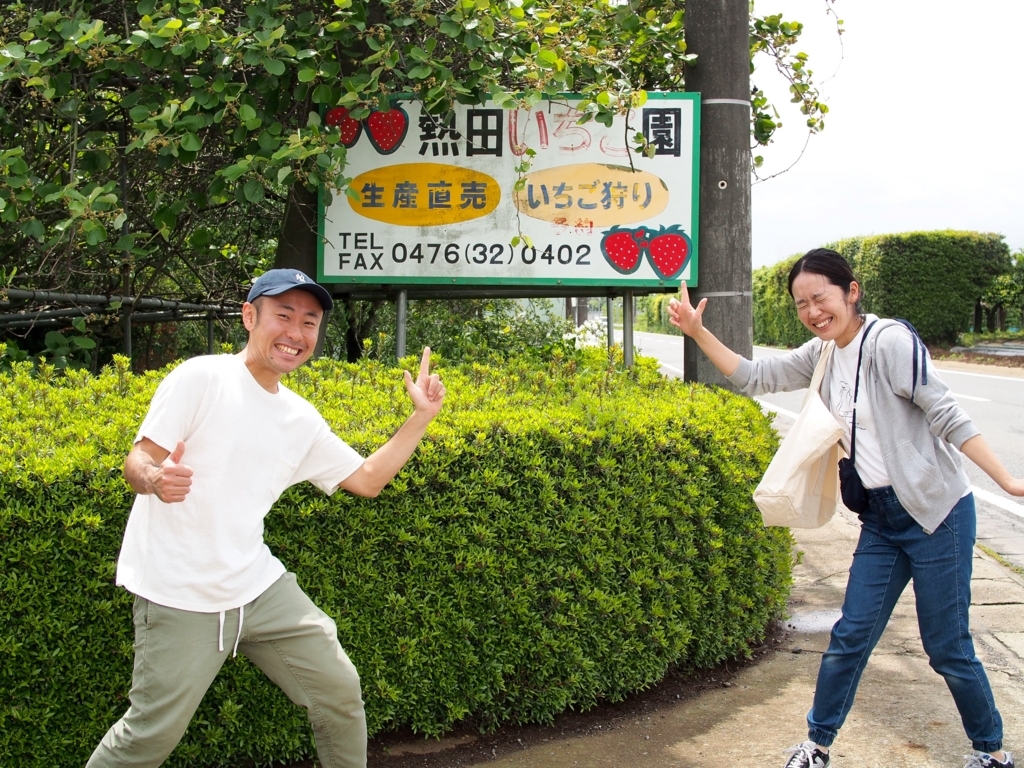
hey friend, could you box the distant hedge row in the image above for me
[0,351,791,768]
[754,230,1011,346]
[753,253,811,348]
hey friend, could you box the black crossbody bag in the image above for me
[837,320,877,513]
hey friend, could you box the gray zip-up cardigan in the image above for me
[728,317,979,533]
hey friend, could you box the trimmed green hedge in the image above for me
[753,254,813,348]
[753,231,1011,346]
[833,231,1011,344]
[0,352,791,767]
[635,292,681,335]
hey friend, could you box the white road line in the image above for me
[971,487,1024,520]
[934,368,1024,383]
[659,362,685,376]
[952,393,991,402]
[754,398,800,420]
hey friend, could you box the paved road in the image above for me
[632,330,1024,571]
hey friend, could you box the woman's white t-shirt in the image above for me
[116,354,365,612]
[829,325,892,490]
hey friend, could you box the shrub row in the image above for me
[752,254,812,348]
[754,231,1011,346]
[834,230,1010,343]
[634,292,681,335]
[0,352,791,767]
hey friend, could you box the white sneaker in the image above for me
[783,742,830,768]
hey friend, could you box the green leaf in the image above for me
[221,158,250,182]
[258,131,279,151]
[180,132,201,152]
[243,179,264,202]
[238,104,257,122]
[85,223,107,245]
[408,65,432,80]
[129,106,151,122]
[20,219,45,241]
[264,58,286,77]
[312,84,333,104]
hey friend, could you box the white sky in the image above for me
[750,0,1024,268]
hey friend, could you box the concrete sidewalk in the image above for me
[460,508,1024,768]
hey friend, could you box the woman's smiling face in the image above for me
[791,271,863,348]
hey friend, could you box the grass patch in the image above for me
[977,544,1024,578]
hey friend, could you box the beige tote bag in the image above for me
[753,341,845,528]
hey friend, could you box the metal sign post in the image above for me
[622,292,635,368]
[396,289,408,359]
[606,297,615,349]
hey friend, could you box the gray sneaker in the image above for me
[783,742,830,768]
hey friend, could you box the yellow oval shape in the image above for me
[347,163,500,226]
[513,163,669,226]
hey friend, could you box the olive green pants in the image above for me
[87,572,366,768]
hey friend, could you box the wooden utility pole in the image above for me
[683,0,753,390]
[275,184,330,357]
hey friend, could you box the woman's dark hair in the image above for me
[787,248,863,314]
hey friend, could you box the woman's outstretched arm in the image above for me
[667,284,741,378]
[960,434,1024,496]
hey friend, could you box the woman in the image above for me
[668,249,1024,768]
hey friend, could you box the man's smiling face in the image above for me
[241,288,323,388]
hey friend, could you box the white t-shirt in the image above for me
[829,325,891,489]
[116,354,365,612]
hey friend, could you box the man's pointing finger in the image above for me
[418,346,431,381]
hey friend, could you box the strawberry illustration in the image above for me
[601,226,643,274]
[646,225,692,279]
[325,107,362,148]
[364,105,409,154]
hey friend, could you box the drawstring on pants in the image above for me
[217,605,245,657]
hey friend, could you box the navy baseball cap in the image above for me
[247,269,333,312]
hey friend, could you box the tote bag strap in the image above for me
[801,340,835,408]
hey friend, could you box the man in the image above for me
[88,269,445,768]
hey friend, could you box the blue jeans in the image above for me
[807,488,1003,753]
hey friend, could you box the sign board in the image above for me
[318,93,699,289]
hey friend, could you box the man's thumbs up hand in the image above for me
[156,440,193,503]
